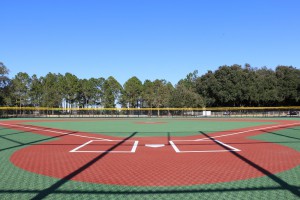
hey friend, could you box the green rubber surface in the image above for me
[24,118,274,137]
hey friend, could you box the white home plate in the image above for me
[145,144,165,148]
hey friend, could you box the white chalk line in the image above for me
[70,140,93,152]
[69,140,139,153]
[170,122,300,153]
[0,123,112,141]
[2,122,299,143]
[1,121,300,154]
[169,139,241,153]
[172,122,300,142]
[169,141,180,153]
[215,140,240,152]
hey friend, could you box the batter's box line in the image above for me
[70,140,139,153]
[169,140,241,153]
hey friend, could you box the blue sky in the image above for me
[1,0,299,85]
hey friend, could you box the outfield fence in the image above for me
[0,106,300,118]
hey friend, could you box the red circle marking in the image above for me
[5,119,300,186]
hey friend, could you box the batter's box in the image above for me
[169,140,240,153]
[70,140,139,153]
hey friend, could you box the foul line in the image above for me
[0,123,112,141]
[172,122,300,142]
[1,122,300,153]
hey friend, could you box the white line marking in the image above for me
[170,123,300,153]
[73,151,132,153]
[69,140,93,152]
[1,122,300,154]
[215,140,241,151]
[145,144,165,148]
[131,141,139,152]
[174,150,235,153]
[69,140,138,153]
[169,140,240,153]
[169,141,180,152]
[0,123,112,141]
[171,123,300,142]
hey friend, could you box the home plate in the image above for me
[145,144,165,148]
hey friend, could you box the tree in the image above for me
[61,73,79,108]
[179,70,198,90]
[254,67,278,106]
[172,70,204,108]
[40,73,63,108]
[212,65,245,106]
[29,74,43,106]
[0,62,10,105]
[196,70,218,107]
[92,77,105,107]
[2,62,300,109]
[196,65,272,107]
[11,72,31,107]
[142,80,155,108]
[276,66,299,105]
[122,76,143,108]
[165,82,174,108]
[102,76,122,108]
[0,62,9,88]
[78,79,92,108]
[152,79,173,116]
[171,82,204,108]
[77,77,105,108]
[240,65,258,106]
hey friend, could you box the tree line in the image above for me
[0,62,299,109]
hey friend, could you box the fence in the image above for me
[0,106,299,118]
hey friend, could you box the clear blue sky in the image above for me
[1,0,299,85]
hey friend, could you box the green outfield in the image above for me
[0,118,300,199]
[23,118,275,137]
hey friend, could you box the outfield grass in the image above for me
[23,118,274,137]
[0,118,299,199]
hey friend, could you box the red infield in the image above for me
[1,119,300,186]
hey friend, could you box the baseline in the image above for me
[169,139,240,153]
[0,122,112,141]
[70,140,139,153]
[188,122,300,142]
